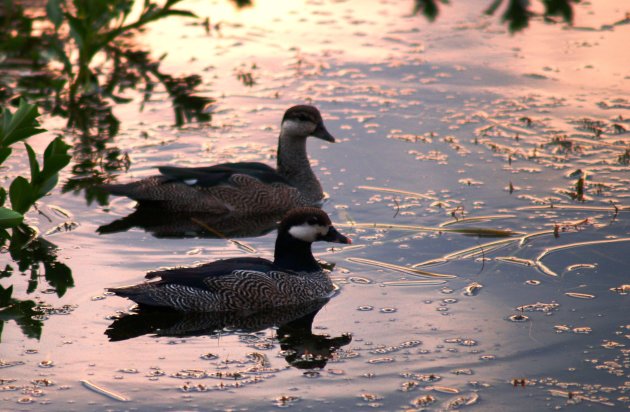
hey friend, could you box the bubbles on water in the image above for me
[349,276,373,284]
[38,360,54,368]
[444,338,478,347]
[401,372,441,383]
[430,385,460,394]
[400,380,419,392]
[200,353,218,360]
[565,292,595,299]
[567,263,597,271]
[400,340,422,348]
[367,357,395,364]
[180,382,208,392]
[516,302,559,313]
[411,394,436,407]
[441,287,454,294]
[31,379,54,387]
[446,392,480,409]
[379,307,397,313]
[601,341,625,349]
[572,327,592,334]
[358,392,383,404]
[610,284,630,295]
[463,282,482,296]
[525,280,541,286]
[146,368,165,378]
[274,395,300,407]
[357,305,374,311]
[508,314,530,322]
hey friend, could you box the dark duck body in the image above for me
[102,105,335,214]
[108,208,351,312]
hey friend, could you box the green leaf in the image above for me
[0,100,45,147]
[36,175,59,199]
[66,14,86,50]
[46,0,64,28]
[25,143,40,183]
[0,207,24,229]
[9,177,34,215]
[0,188,6,207]
[0,147,11,164]
[42,136,71,176]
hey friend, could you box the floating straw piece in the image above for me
[81,380,129,402]
[517,205,630,212]
[347,257,456,278]
[336,222,518,237]
[382,280,447,286]
[518,230,554,247]
[494,256,536,266]
[357,185,438,200]
[441,238,519,261]
[534,237,630,277]
[439,215,516,227]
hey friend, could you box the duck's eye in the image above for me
[296,114,309,122]
[307,217,318,225]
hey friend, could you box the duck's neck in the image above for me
[276,133,324,204]
[273,233,321,272]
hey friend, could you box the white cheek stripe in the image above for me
[281,119,302,135]
[288,224,328,242]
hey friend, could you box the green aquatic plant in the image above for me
[0,100,71,229]
[0,100,74,342]
[0,1,213,203]
[45,0,195,97]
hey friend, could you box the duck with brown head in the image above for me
[101,105,336,215]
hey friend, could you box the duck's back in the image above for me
[110,257,333,312]
[102,162,312,214]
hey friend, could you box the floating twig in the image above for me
[439,215,516,227]
[357,185,437,200]
[81,380,129,402]
[347,257,456,278]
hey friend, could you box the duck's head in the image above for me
[279,208,351,244]
[280,105,335,142]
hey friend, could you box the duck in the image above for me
[108,208,351,312]
[102,105,336,214]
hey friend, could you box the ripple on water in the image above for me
[508,314,530,322]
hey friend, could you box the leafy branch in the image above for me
[0,100,71,229]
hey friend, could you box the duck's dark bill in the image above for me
[312,123,335,142]
[321,226,352,244]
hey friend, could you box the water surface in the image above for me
[1,0,629,410]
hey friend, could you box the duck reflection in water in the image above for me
[97,204,283,238]
[105,299,352,370]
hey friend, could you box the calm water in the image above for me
[2,0,629,410]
